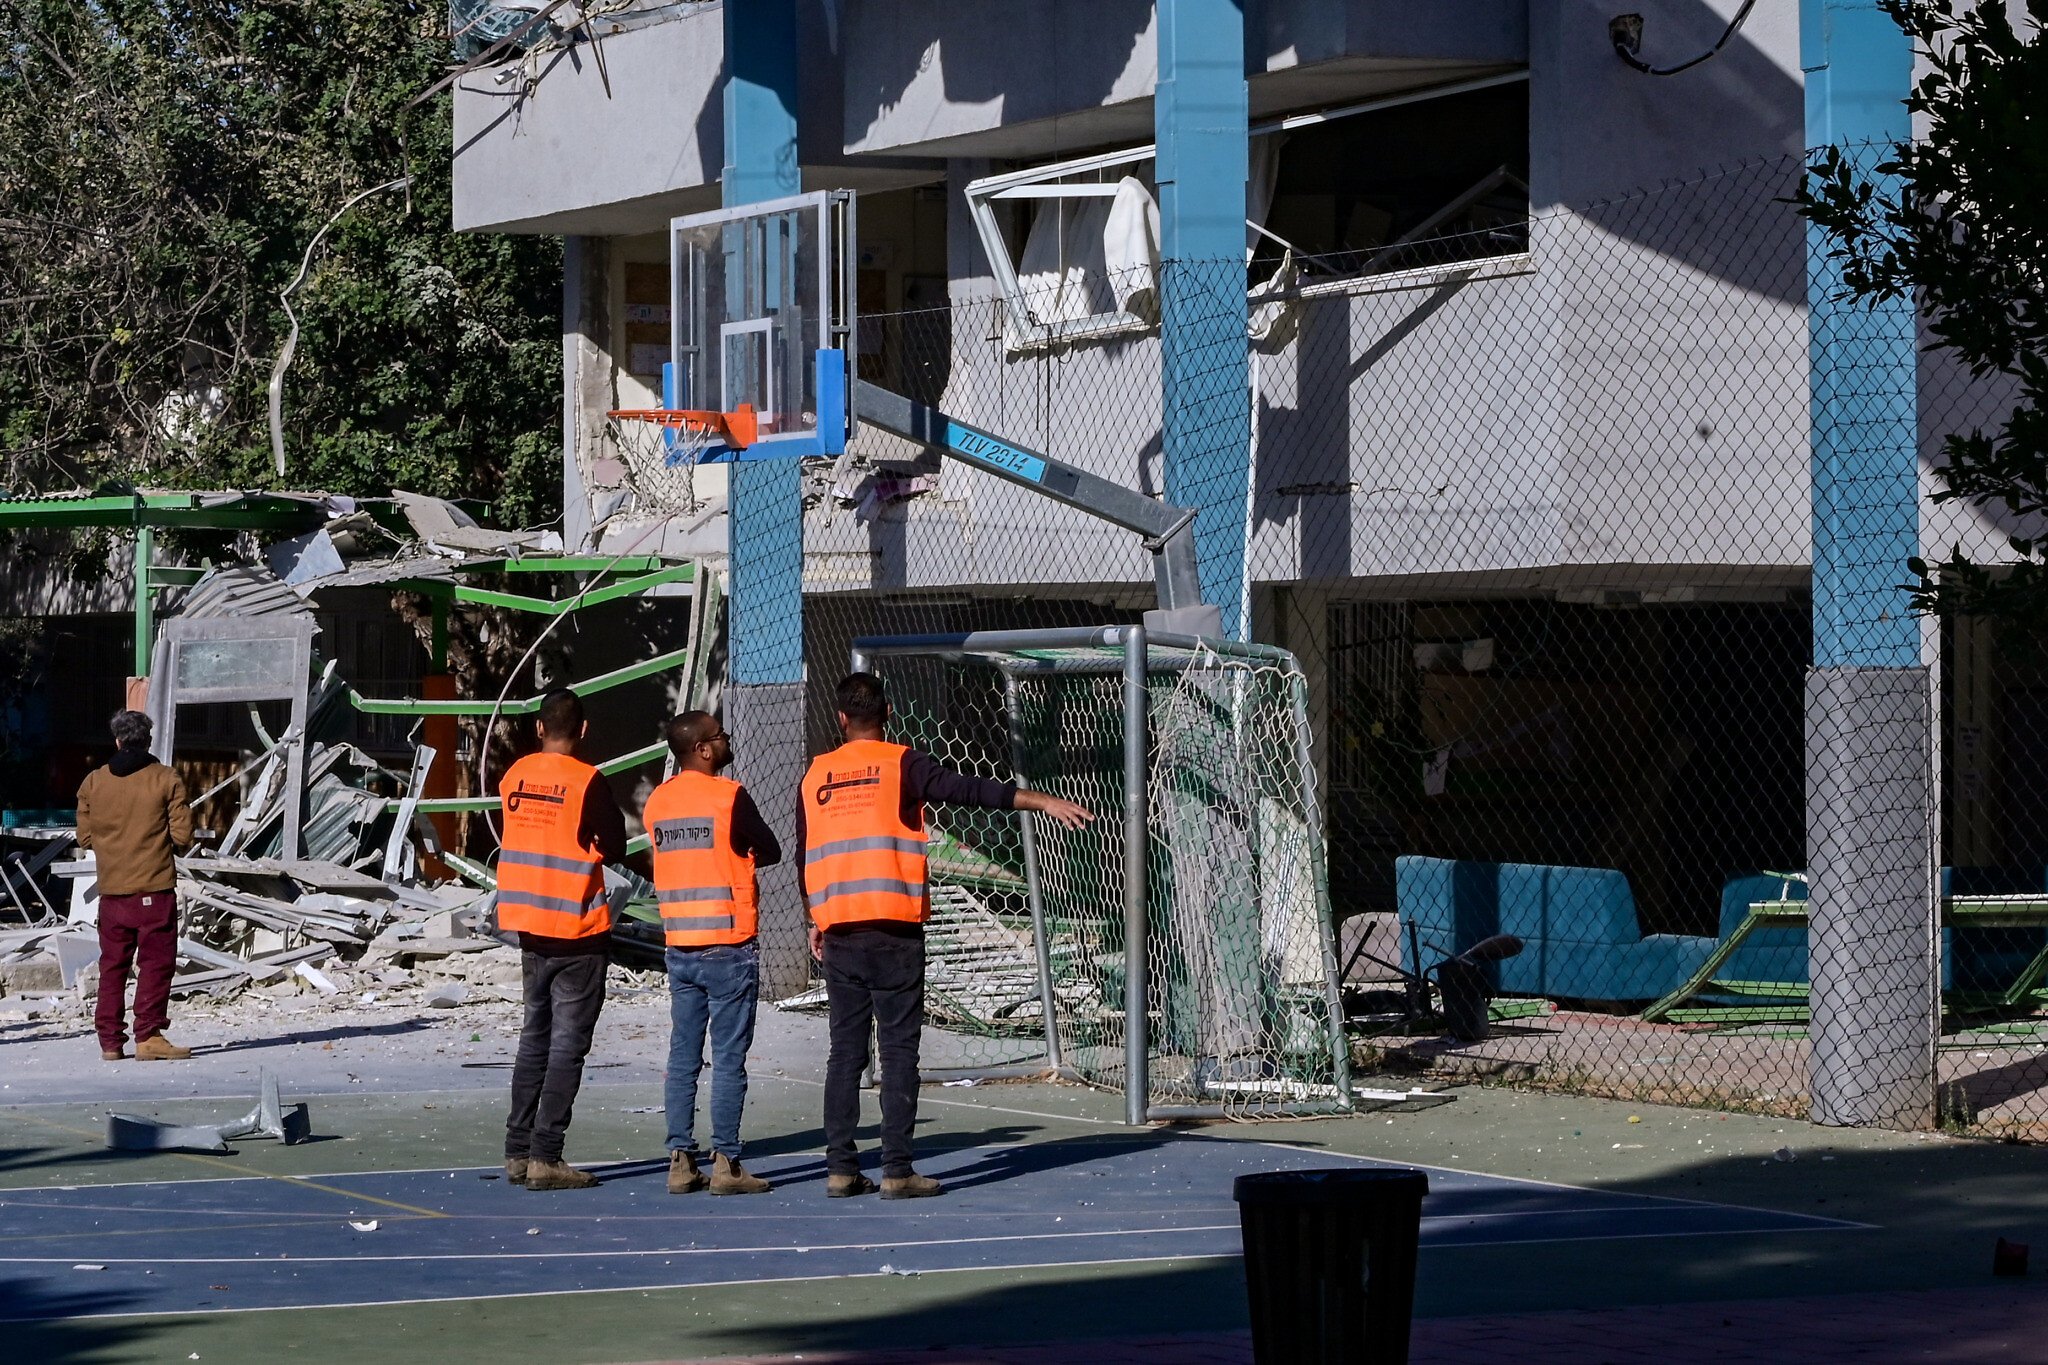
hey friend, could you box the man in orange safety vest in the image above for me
[643,710,782,1196]
[496,690,641,1191]
[800,672,1093,1199]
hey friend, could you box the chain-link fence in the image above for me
[740,149,2046,1134]
[773,631,1347,1117]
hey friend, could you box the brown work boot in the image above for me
[880,1172,944,1200]
[100,1048,125,1062]
[710,1152,770,1195]
[667,1149,707,1194]
[826,1171,878,1198]
[523,1159,599,1190]
[135,1034,191,1061]
[504,1157,529,1185]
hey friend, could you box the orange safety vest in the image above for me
[643,769,758,948]
[496,751,611,940]
[800,739,929,929]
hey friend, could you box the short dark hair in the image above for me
[835,672,888,724]
[536,689,585,739]
[109,709,152,751]
[664,710,719,760]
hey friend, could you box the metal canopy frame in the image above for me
[849,625,1352,1125]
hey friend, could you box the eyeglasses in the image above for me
[698,732,730,746]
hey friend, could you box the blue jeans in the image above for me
[664,940,760,1160]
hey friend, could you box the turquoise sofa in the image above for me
[1400,857,2048,1009]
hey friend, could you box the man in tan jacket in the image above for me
[76,710,194,1061]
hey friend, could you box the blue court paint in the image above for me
[0,1136,1862,1319]
[1156,0,1251,639]
[1803,0,1918,669]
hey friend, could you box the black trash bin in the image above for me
[1232,1167,1429,1365]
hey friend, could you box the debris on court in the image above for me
[105,1070,312,1151]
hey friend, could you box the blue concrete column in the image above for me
[724,0,804,689]
[1155,0,1249,638]
[721,0,808,994]
[1802,0,1936,1129]
[1807,0,1918,670]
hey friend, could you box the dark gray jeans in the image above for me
[505,950,608,1163]
[822,927,924,1178]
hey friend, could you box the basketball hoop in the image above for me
[603,404,757,513]
[607,404,758,453]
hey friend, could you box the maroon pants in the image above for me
[96,890,177,1051]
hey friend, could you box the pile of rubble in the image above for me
[0,847,673,1031]
[0,852,524,1025]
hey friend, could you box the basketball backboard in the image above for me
[668,190,856,460]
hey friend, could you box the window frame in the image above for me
[965,69,1533,353]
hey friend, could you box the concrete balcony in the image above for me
[453,4,727,235]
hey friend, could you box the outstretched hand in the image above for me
[1020,791,1095,831]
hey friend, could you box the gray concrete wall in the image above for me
[523,1,2026,616]
[841,0,1527,159]
[1535,0,1810,572]
[454,6,725,235]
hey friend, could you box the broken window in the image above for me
[966,73,1530,352]
[968,147,1168,352]
[1254,80,1529,287]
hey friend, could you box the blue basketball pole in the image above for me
[1155,0,1249,639]
[721,0,810,995]
[1802,0,1937,1128]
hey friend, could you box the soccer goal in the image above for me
[851,625,1354,1122]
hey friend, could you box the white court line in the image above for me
[0,1217,1871,1325]
[0,1202,1844,1256]
[0,1077,661,1108]
[1254,1141,1876,1230]
[0,1219,1241,1265]
[0,1134,1160,1196]
[769,1072,1126,1127]
[0,1250,1241,1323]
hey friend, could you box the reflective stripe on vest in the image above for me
[495,752,610,940]
[644,770,757,947]
[800,739,928,929]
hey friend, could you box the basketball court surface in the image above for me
[0,1131,1858,1320]
[3,1011,2043,1364]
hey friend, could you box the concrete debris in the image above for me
[425,983,469,1009]
[106,1070,312,1151]
[294,962,340,996]
[0,955,62,993]
[49,932,99,988]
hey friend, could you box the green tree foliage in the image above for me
[0,0,561,529]
[1799,0,2048,629]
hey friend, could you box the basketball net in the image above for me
[603,412,715,514]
